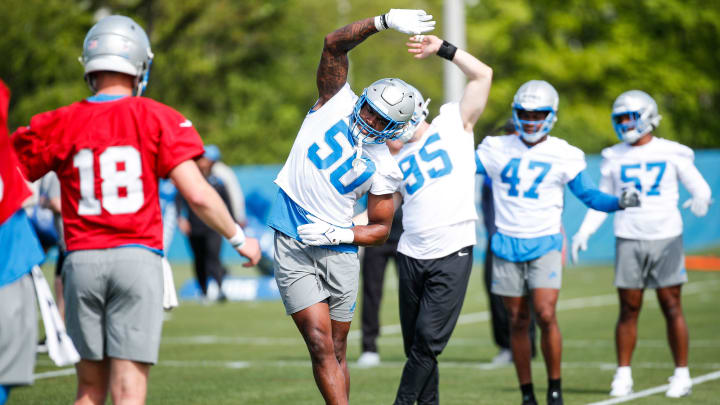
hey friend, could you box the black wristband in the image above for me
[436,40,458,61]
[381,14,389,30]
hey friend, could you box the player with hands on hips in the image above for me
[11,15,260,405]
[571,90,711,398]
[267,9,433,405]
[475,80,639,405]
[387,33,493,405]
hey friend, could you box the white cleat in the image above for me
[356,351,380,368]
[609,373,633,397]
[665,375,692,398]
[491,348,513,365]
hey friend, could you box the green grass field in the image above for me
[14,260,720,404]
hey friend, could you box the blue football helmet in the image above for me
[511,80,559,143]
[611,90,661,144]
[351,78,415,144]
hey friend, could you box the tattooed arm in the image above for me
[313,18,378,111]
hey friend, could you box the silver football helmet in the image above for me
[511,80,559,143]
[397,83,431,143]
[351,78,416,144]
[611,90,661,144]
[79,15,154,95]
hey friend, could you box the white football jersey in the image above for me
[476,135,586,238]
[395,103,478,259]
[274,83,402,228]
[597,137,711,239]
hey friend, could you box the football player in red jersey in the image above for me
[12,16,261,405]
[0,80,46,405]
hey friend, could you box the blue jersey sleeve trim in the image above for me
[476,153,487,175]
[266,189,358,253]
[568,171,621,212]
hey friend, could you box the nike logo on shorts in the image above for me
[458,251,469,256]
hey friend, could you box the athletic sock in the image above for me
[520,383,536,403]
[616,366,632,379]
[0,385,10,405]
[548,378,562,392]
[673,367,690,379]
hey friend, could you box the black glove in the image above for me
[619,188,641,209]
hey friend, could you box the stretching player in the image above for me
[571,90,711,398]
[388,34,492,405]
[475,80,640,405]
[266,9,434,405]
[12,16,260,405]
[0,80,46,405]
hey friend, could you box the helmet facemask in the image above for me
[350,95,408,145]
[512,107,556,143]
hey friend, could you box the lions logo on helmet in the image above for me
[79,15,154,96]
[351,78,416,144]
[511,80,559,143]
[611,90,661,144]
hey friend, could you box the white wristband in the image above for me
[227,223,246,249]
[374,15,388,31]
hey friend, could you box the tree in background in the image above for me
[2,0,718,164]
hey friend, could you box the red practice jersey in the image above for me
[0,80,32,225]
[12,96,204,251]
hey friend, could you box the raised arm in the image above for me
[315,9,436,110]
[406,35,493,132]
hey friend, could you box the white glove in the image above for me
[375,9,436,35]
[619,188,641,209]
[682,197,711,217]
[297,216,354,246]
[571,233,590,264]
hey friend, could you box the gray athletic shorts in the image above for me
[0,274,36,385]
[615,235,687,289]
[63,247,163,364]
[273,232,359,322]
[491,250,562,297]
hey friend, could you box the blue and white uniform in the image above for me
[476,134,620,294]
[268,83,401,321]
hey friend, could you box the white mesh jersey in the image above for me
[395,103,478,259]
[476,135,586,238]
[592,137,711,240]
[274,83,402,227]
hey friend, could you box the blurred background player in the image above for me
[178,145,236,302]
[571,90,712,398]
[475,80,640,405]
[209,145,248,227]
[389,33,492,405]
[479,119,537,366]
[0,79,46,405]
[12,15,260,405]
[356,185,404,368]
[266,9,434,405]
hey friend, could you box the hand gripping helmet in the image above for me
[511,80,559,143]
[611,90,661,144]
[79,15,154,96]
[351,78,416,144]
[396,83,431,143]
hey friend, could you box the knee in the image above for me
[535,306,557,329]
[332,338,347,363]
[661,300,683,320]
[508,310,531,332]
[619,302,642,322]
[304,328,334,363]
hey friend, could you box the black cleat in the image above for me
[547,390,563,405]
[521,394,538,405]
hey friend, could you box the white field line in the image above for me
[347,279,719,340]
[34,368,76,380]
[586,369,720,405]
